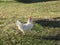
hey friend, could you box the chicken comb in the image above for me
[29,16,32,18]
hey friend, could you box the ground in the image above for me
[0,1,60,45]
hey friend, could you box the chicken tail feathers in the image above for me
[16,20,25,34]
[16,20,22,27]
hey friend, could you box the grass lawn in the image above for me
[0,1,60,45]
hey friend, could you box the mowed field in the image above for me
[0,1,60,45]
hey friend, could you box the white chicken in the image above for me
[16,16,33,35]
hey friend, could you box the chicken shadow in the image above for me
[33,33,60,41]
[15,0,56,3]
[41,34,60,40]
[34,17,60,28]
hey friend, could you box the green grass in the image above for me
[0,1,60,45]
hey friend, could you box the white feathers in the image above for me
[16,20,22,27]
[16,17,33,35]
[16,20,25,34]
